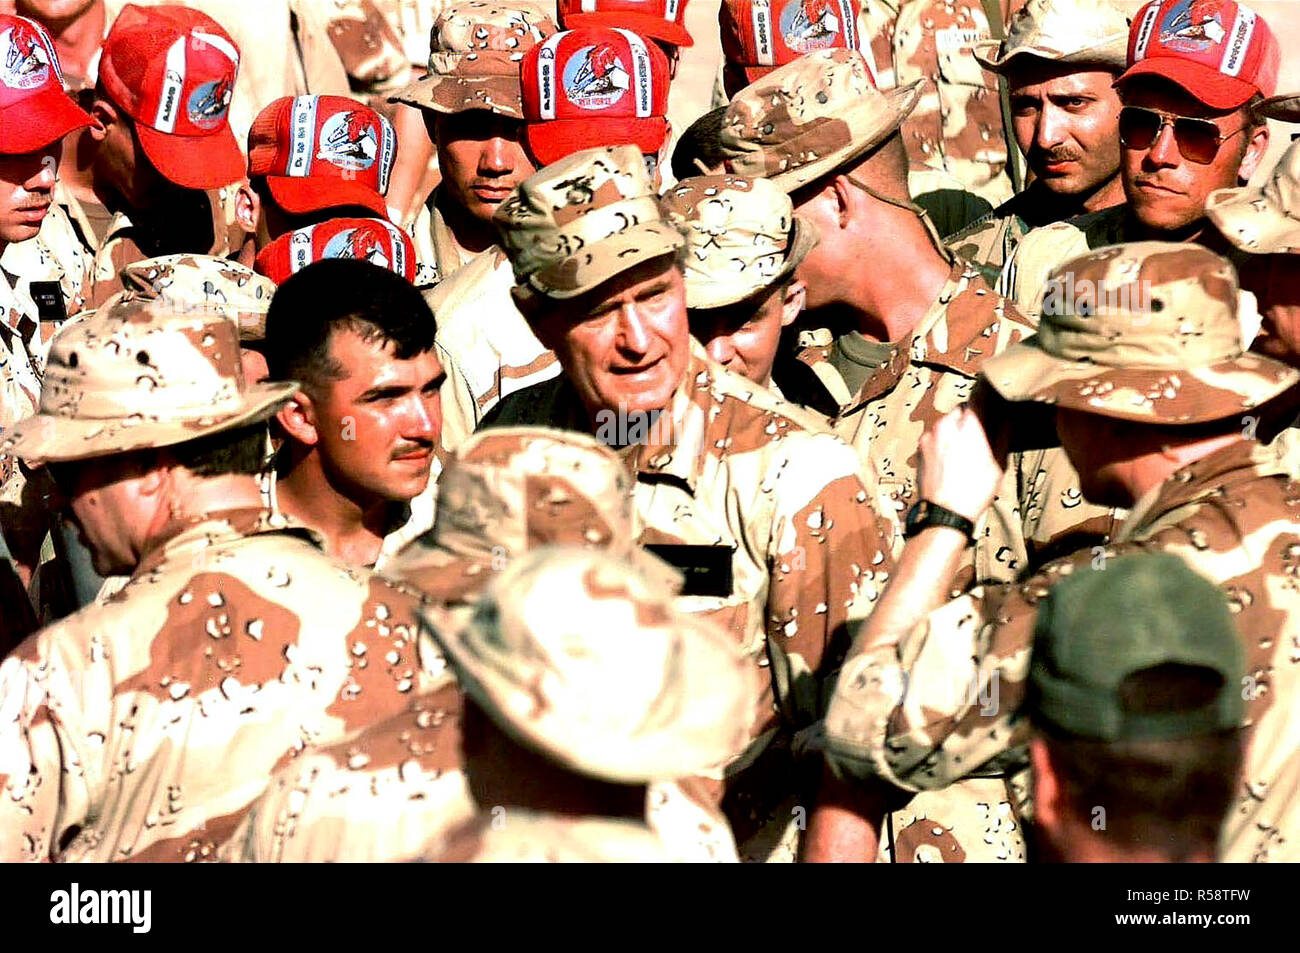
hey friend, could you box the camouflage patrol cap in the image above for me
[392,426,678,604]
[493,144,684,300]
[389,2,557,118]
[973,0,1129,74]
[1206,137,1300,254]
[119,255,276,344]
[717,48,923,194]
[427,545,757,783]
[1028,552,1244,742]
[661,174,818,309]
[982,241,1299,423]
[4,297,296,465]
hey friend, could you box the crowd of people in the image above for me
[0,0,1295,864]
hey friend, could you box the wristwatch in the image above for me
[903,500,976,545]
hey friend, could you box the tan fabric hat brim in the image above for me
[972,34,1128,73]
[6,381,297,466]
[525,220,685,300]
[686,216,819,310]
[424,598,753,784]
[1256,93,1300,124]
[982,338,1300,424]
[765,80,924,194]
[389,73,525,118]
[1206,184,1300,254]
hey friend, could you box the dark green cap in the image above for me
[1028,553,1245,742]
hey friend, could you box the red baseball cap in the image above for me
[255,218,416,286]
[248,96,396,218]
[1121,0,1279,110]
[721,0,864,86]
[522,27,671,166]
[0,15,92,154]
[99,4,244,190]
[557,1,693,48]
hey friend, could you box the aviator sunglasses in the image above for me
[1118,105,1249,165]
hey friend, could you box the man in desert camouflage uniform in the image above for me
[660,174,817,393]
[1001,0,1276,317]
[426,546,756,863]
[823,241,1300,863]
[223,426,736,862]
[481,143,896,861]
[946,0,1129,274]
[0,297,446,861]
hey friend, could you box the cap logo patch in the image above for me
[323,225,391,270]
[317,110,379,171]
[0,24,51,91]
[782,0,842,53]
[187,76,233,130]
[1159,0,1227,54]
[564,43,629,110]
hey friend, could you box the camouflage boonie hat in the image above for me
[427,545,757,784]
[1255,93,1300,124]
[717,48,923,194]
[119,255,276,344]
[1206,138,1300,254]
[661,174,818,309]
[973,0,1129,73]
[494,144,684,300]
[389,2,557,118]
[982,241,1300,423]
[4,297,296,465]
[392,426,677,603]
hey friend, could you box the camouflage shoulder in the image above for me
[705,355,838,436]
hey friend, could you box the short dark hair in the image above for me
[264,258,436,393]
[165,422,270,477]
[671,105,730,183]
[1038,665,1244,861]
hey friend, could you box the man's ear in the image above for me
[276,390,321,447]
[234,179,260,234]
[1029,736,1060,833]
[88,97,116,142]
[1239,123,1270,185]
[830,174,856,229]
[781,280,806,327]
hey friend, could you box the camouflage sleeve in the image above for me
[764,431,896,729]
[435,340,479,454]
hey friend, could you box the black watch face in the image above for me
[906,501,929,535]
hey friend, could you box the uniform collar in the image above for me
[132,506,325,579]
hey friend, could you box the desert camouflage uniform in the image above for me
[0,271,47,576]
[945,187,1046,276]
[408,190,477,288]
[1,203,93,320]
[433,810,684,862]
[997,203,1128,316]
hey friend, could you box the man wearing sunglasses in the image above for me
[1002,0,1278,319]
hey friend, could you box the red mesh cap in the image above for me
[99,3,243,190]
[557,0,693,48]
[521,27,671,166]
[1121,0,1280,110]
[720,0,864,86]
[254,218,416,286]
[248,96,396,217]
[0,15,92,154]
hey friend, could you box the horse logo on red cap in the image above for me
[782,0,842,53]
[324,225,391,270]
[318,110,379,171]
[0,23,51,91]
[564,42,629,110]
[188,75,233,129]
[1159,0,1228,52]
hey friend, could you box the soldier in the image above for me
[1024,553,1246,863]
[262,259,443,571]
[53,4,251,307]
[425,546,757,862]
[237,95,400,265]
[0,297,444,860]
[223,427,735,863]
[431,23,674,453]
[255,217,417,286]
[0,12,92,622]
[822,241,1300,864]
[481,144,896,861]
[556,0,693,78]
[15,0,106,92]
[1002,0,1277,317]
[947,0,1129,274]
[660,174,816,392]
[388,2,556,288]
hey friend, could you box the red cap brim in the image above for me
[264,176,390,218]
[0,89,92,154]
[1117,58,1258,111]
[525,117,668,167]
[137,121,246,191]
[562,11,694,47]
